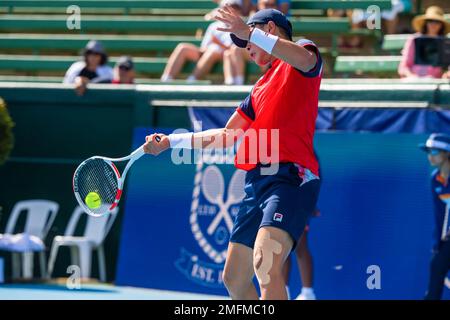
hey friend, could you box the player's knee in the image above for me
[253,249,284,288]
[221,269,233,290]
[253,247,265,282]
[253,233,284,287]
[222,266,244,292]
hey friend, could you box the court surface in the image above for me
[0,283,227,300]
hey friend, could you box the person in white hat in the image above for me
[419,133,450,299]
[398,6,450,79]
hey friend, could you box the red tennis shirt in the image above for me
[235,39,323,176]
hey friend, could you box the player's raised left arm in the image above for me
[270,38,317,72]
[214,6,317,72]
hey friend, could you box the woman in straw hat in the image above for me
[398,6,450,79]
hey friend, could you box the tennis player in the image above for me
[144,8,322,300]
[420,133,450,300]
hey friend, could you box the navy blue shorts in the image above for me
[229,163,321,250]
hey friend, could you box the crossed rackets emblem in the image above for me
[201,165,246,236]
[190,163,246,264]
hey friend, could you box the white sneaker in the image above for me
[160,74,173,83]
[186,75,197,83]
[296,291,316,300]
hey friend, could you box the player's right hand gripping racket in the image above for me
[73,136,160,217]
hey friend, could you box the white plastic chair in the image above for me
[0,200,59,279]
[47,206,118,282]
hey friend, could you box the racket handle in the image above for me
[132,135,161,159]
[131,145,146,159]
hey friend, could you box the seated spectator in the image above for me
[352,0,411,34]
[241,0,253,17]
[112,56,135,84]
[398,6,450,79]
[160,0,243,83]
[346,0,411,48]
[205,0,252,19]
[222,0,276,85]
[250,0,290,16]
[63,40,113,96]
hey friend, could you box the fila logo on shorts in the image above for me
[273,213,283,222]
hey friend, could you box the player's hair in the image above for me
[277,26,292,41]
[255,22,292,41]
[421,20,446,36]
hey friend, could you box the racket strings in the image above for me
[201,166,225,204]
[76,159,119,214]
[227,170,246,202]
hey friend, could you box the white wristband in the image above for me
[168,132,193,149]
[249,28,278,54]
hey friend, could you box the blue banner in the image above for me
[116,104,450,299]
[189,107,450,134]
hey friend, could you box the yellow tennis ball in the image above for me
[85,192,102,209]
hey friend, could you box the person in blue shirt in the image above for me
[282,151,321,300]
[420,133,450,300]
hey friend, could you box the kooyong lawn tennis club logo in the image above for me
[175,152,245,288]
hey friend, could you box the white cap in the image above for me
[220,0,242,7]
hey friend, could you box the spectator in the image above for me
[160,0,243,83]
[352,0,411,34]
[283,152,322,300]
[346,0,411,49]
[419,133,450,300]
[398,6,450,79]
[63,40,113,96]
[112,56,135,84]
[251,0,290,16]
[222,0,277,85]
[326,9,354,49]
[241,0,253,17]
[205,0,252,19]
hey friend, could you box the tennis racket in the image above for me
[73,136,160,217]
